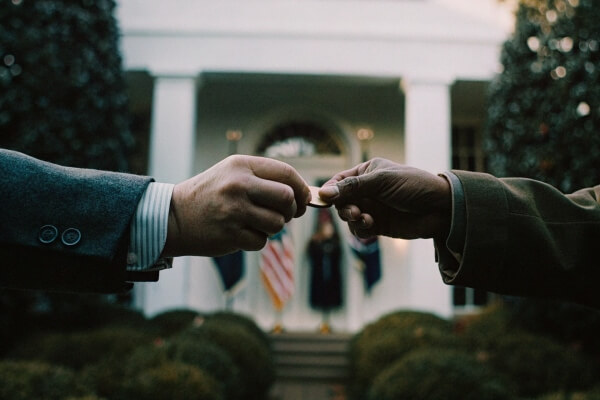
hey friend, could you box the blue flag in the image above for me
[349,235,381,293]
[212,251,245,293]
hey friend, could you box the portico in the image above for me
[116,0,509,331]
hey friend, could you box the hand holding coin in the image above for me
[308,186,332,208]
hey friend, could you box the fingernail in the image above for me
[360,218,367,228]
[319,185,339,200]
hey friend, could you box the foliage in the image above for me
[366,349,513,400]
[183,317,276,400]
[119,361,224,400]
[0,0,134,171]
[149,309,203,338]
[0,360,90,400]
[486,0,600,193]
[10,327,155,369]
[484,331,596,397]
[348,310,458,400]
[166,335,242,400]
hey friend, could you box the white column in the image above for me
[135,73,198,316]
[403,78,453,317]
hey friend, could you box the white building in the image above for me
[116,0,514,332]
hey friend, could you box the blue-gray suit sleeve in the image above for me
[0,149,154,293]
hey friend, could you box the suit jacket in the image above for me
[436,170,600,309]
[0,149,153,293]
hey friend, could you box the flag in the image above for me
[212,251,245,294]
[349,234,382,293]
[260,225,295,310]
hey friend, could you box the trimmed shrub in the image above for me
[149,309,202,338]
[349,310,457,400]
[367,349,513,400]
[485,332,596,397]
[206,311,271,348]
[182,318,275,400]
[10,327,154,369]
[167,335,242,400]
[119,361,224,400]
[79,343,168,400]
[0,360,89,400]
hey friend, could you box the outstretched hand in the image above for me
[318,158,452,241]
[164,155,310,257]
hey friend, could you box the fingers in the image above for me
[246,156,310,217]
[247,177,297,222]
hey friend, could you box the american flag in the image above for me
[260,224,295,310]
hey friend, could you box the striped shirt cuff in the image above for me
[127,182,175,271]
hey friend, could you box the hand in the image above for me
[318,158,452,241]
[163,155,310,257]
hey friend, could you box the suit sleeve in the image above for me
[0,149,153,293]
[435,170,600,309]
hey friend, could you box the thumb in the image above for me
[319,173,381,203]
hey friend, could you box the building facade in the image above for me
[116,0,513,332]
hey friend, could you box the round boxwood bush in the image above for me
[183,319,275,400]
[119,361,223,400]
[367,349,513,400]
[205,311,271,348]
[149,309,203,338]
[349,311,457,400]
[167,334,242,400]
[0,360,90,400]
[485,332,596,397]
[79,342,168,400]
[10,327,154,369]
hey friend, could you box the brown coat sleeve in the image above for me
[438,170,600,308]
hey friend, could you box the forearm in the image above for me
[437,170,600,308]
[0,149,152,292]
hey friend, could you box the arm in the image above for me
[0,149,152,293]
[0,150,310,293]
[440,170,600,308]
[320,158,600,308]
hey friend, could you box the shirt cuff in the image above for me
[127,182,175,272]
[435,171,467,280]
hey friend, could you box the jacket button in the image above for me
[61,228,81,246]
[39,225,58,244]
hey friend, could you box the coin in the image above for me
[308,185,332,208]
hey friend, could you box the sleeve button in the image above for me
[61,228,81,246]
[39,225,58,244]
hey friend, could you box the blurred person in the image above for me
[0,149,310,293]
[319,158,600,309]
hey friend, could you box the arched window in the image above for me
[256,121,342,158]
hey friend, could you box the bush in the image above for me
[367,349,513,400]
[206,311,271,348]
[182,318,275,400]
[0,360,90,400]
[119,361,223,400]
[79,342,168,399]
[348,311,457,400]
[149,309,202,338]
[167,335,242,400]
[485,332,596,397]
[10,327,154,369]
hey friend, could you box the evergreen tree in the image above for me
[0,0,136,354]
[486,0,600,360]
[486,0,600,193]
[0,0,134,171]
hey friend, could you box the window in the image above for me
[451,124,492,312]
[256,121,342,158]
